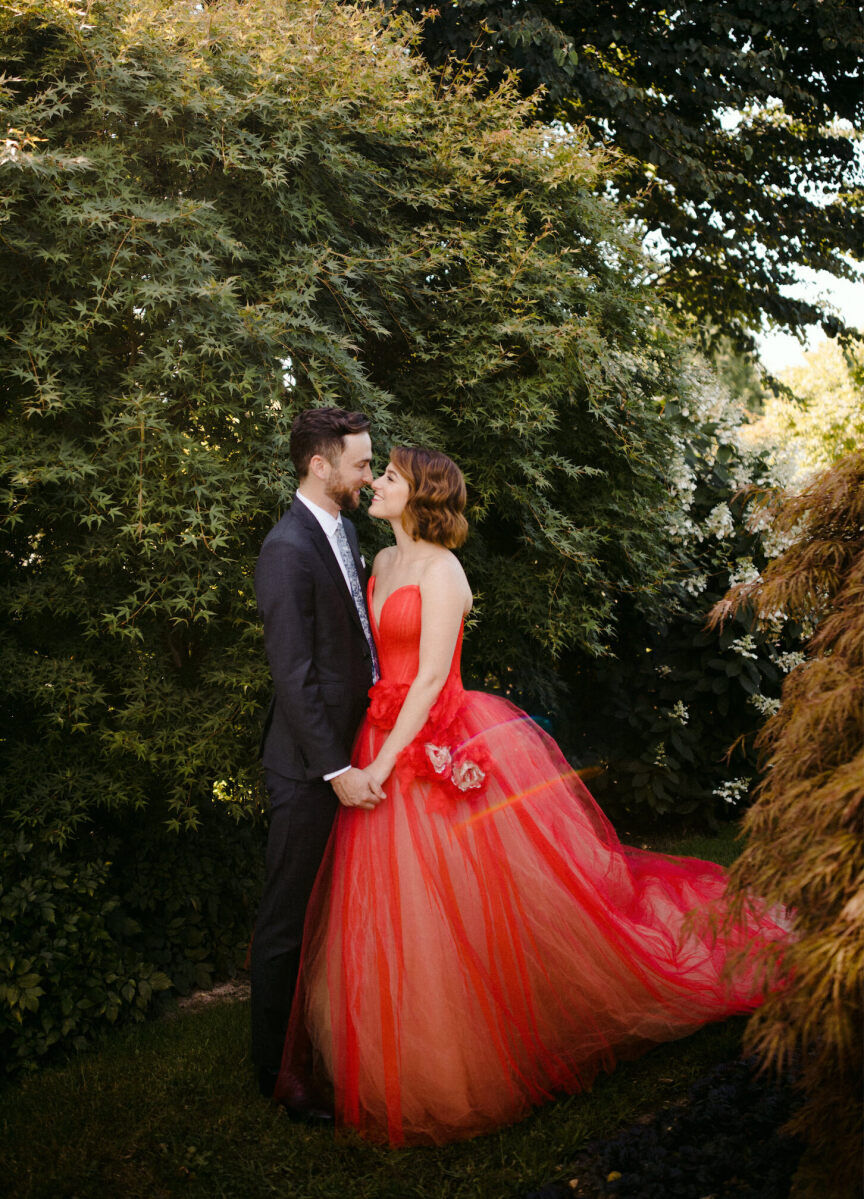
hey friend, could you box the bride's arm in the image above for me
[366,556,469,787]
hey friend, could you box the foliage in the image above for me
[383,0,864,345]
[1,0,692,844]
[710,337,772,416]
[107,808,262,996]
[0,810,261,1075]
[711,452,864,1198]
[562,361,804,828]
[0,0,706,1066]
[0,836,170,1074]
[740,340,864,477]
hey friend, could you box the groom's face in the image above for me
[324,431,374,511]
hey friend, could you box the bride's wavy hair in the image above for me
[390,446,468,549]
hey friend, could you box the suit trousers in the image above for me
[250,769,339,1081]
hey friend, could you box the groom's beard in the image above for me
[325,474,361,511]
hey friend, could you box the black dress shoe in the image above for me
[257,1066,279,1099]
[268,1067,334,1122]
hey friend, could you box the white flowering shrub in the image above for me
[564,357,806,827]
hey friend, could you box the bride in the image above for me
[276,446,788,1146]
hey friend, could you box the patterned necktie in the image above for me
[334,519,380,683]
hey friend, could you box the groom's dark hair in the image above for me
[290,407,371,479]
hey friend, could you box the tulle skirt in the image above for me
[278,691,787,1146]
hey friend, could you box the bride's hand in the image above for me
[367,757,394,790]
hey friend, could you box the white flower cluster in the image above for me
[759,524,800,560]
[703,501,735,539]
[658,355,805,661]
[712,776,752,805]
[727,444,764,491]
[667,436,698,512]
[609,348,662,384]
[668,700,689,725]
[728,556,762,588]
[730,633,759,660]
[735,420,803,490]
[676,360,736,426]
[745,502,773,533]
[774,649,806,674]
[744,506,805,562]
[662,361,766,550]
[667,510,700,543]
[682,572,708,597]
[749,692,781,718]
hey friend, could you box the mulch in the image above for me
[523,1057,804,1199]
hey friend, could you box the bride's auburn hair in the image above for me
[390,446,468,549]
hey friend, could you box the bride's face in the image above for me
[369,459,410,521]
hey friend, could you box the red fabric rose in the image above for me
[367,679,410,729]
[369,678,494,814]
[396,735,494,815]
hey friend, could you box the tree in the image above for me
[740,340,864,476]
[710,452,863,1198]
[383,0,864,346]
[1,0,691,1063]
[0,0,676,836]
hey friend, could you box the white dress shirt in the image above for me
[295,490,355,593]
[295,489,357,781]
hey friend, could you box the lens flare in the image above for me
[454,769,580,830]
[450,715,606,831]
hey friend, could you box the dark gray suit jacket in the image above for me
[255,498,374,781]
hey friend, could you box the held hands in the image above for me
[331,766,386,811]
[365,755,394,793]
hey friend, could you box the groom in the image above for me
[252,407,384,1108]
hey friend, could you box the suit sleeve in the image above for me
[255,537,349,779]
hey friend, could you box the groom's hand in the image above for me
[331,767,385,810]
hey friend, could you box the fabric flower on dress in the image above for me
[367,679,410,729]
[424,743,453,775]
[399,736,493,814]
[422,741,487,793]
[451,754,486,793]
[366,676,494,814]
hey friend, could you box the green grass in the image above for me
[637,821,743,866]
[0,827,748,1199]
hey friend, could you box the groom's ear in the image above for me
[307,454,330,481]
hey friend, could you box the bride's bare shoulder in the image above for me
[421,549,472,613]
[371,545,397,575]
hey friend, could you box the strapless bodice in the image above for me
[368,578,463,689]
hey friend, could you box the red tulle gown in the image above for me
[277,581,788,1146]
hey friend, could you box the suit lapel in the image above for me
[289,499,366,634]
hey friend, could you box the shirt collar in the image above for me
[296,488,341,537]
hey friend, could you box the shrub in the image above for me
[0,835,169,1073]
[0,809,262,1075]
[0,0,798,1066]
[562,360,804,828]
[711,451,864,1198]
[1,0,689,851]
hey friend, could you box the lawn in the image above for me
[1,827,751,1199]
